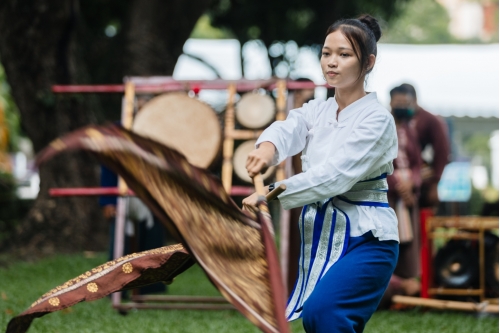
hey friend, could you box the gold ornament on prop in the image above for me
[86,283,98,293]
[122,262,133,274]
[48,297,60,307]
[49,139,66,151]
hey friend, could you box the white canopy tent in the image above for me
[174,39,499,118]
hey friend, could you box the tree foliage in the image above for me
[381,0,456,44]
[0,64,21,152]
[191,15,235,39]
[208,0,409,76]
[210,0,405,46]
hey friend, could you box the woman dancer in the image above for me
[243,14,399,333]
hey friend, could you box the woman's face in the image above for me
[320,30,363,89]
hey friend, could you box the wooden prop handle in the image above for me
[266,183,286,201]
[242,183,286,216]
[253,174,265,196]
[253,174,286,201]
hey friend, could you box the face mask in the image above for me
[392,108,415,120]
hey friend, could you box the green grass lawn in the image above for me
[0,253,498,333]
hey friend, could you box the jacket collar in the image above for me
[333,92,378,123]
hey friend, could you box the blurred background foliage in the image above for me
[0,64,25,246]
[0,64,21,152]
[191,15,235,39]
[381,0,456,43]
[464,134,492,170]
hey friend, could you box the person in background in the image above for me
[393,83,450,209]
[99,165,127,260]
[379,85,423,308]
[99,164,167,295]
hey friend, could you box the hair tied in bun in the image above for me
[357,14,382,42]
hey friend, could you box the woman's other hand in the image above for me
[246,142,276,178]
[102,205,116,219]
[395,180,414,207]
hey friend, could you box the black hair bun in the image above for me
[357,14,382,42]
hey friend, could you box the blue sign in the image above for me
[437,162,472,202]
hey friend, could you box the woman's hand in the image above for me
[242,192,260,213]
[246,142,276,178]
[242,186,270,212]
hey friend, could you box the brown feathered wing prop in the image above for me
[6,125,289,333]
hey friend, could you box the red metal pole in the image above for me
[52,80,332,94]
[52,85,125,93]
[49,186,255,197]
[228,186,255,196]
[49,187,133,196]
[420,208,434,299]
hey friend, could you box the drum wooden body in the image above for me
[235,93,275,129]
[233,140,275,183]
[132,93,221,169]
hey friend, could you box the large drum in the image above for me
[434,239,479,289]
[233,140,276,183]
[235,93,276,129]
[132,93,221,169]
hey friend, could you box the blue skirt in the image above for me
[301,231,398,333]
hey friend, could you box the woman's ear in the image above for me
[366,54,376,72]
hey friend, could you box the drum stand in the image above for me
[221,81,287,192]
[220,81,292,288]
[50,77,325,312]
[114,78,232,312]
[392,215,499,313]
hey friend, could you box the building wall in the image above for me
[437,0,499,41]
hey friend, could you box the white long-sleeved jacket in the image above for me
[256,92,399,241]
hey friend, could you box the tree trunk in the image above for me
[0,0,213,256]
[126,0,213,75]
[0,0,106,256]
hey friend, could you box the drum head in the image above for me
[235,93,275,129]
[434,239,479,289]
[132,93,221,169]
[233,140,276,183]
